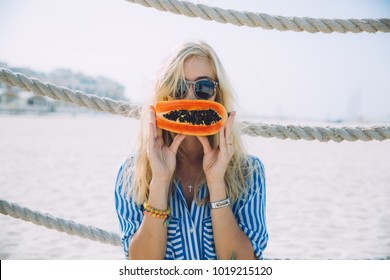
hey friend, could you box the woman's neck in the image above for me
[177,136,204,168]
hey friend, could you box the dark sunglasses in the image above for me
[172,78,219,100]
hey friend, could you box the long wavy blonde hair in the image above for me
[123,40,255,205]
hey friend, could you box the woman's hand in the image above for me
[147,105,186,183]
[197,111,236,187]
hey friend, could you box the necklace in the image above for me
[185,166,202,193]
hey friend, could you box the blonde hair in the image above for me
[123,40,255,205]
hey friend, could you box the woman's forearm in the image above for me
[128,215,168,259]
[128,179,170,259]
[209,181,255,260]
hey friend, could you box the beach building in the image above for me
[0,85,89,114]
[0,86,52,114]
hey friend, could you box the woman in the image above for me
[115,41,268,260]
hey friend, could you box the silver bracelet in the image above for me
[210,197,230,209]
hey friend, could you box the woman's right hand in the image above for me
[147,105,186,184]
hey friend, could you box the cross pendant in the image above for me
[188,184,193,192]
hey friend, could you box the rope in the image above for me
[0,68,141,119]
[1,67,390,142]
[125,0,390,34]
[240,121,390,142]
[0,198,121,247]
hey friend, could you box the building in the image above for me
[0,85,85,114]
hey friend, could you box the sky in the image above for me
[0,0,389,122]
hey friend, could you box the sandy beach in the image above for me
[0,114,389,259]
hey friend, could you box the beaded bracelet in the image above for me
[143,202,171,226]
[143,201,171,216]
[143,210,169,219]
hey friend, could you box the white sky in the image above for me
[0,0,389,121]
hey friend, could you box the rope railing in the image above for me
[240,121,390,142]
[0,198,121,247]
[1,67,389,143]
[1,199,389,260]
[125,0,390,34]
[0,68,141,119]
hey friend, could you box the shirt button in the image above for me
[190,228,194,233]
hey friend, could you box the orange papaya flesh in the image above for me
[155,100,227,136]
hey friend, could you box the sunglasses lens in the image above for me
[194,80,215,100]
[174,79,188,99]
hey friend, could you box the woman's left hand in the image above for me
[197,111,236,186]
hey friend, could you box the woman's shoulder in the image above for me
[245,154,265,174]
[244,154,266,193]
[115,154,137,190]
[246,154,264,164]
[118,154,137,172]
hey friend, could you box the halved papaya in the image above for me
[155,100,227,136]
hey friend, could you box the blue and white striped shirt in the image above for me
[114,155,268,260]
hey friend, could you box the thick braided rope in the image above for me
[1,67,389,142]
[0,68,141,119]
[125,0,390,34]
[0,198,121,246]
[240,121,390,142]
